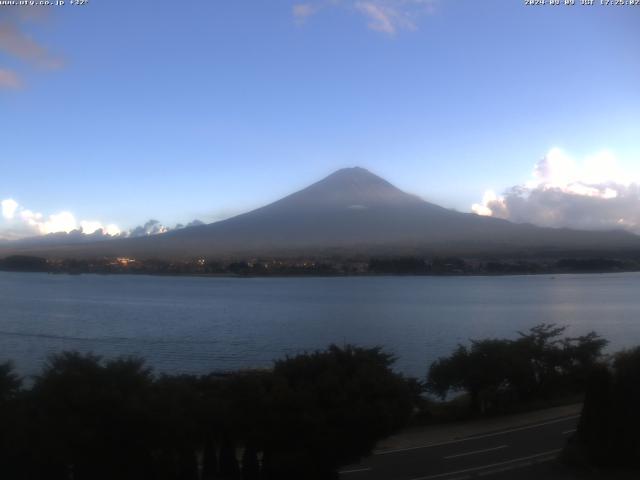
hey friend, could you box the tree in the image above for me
[149,374,202,480]
[241,444,260,480]
[263,345,415,479]
[427,340,513,413]
[0,361,21,404]
[28,352,156,480]
[0,255,48,272]
[0,361,24,478]
[574,364,613,466]
[573,347,640,469]
[609,347,640,467]
[0,346,418,479]
[427,325,608,415]
[560,331,608,389]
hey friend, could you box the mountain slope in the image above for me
[2,167,640,259]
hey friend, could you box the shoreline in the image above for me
[1,268,639,279]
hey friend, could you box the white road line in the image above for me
[339,467,372,474]
[376,415,579,455]
[562,429,576,435]
[408,449,562,480]
[444,444,508,460]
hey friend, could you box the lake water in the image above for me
[2,271,640,379]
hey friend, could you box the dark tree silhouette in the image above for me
[27,352,156,480]
[427,340,513,413]
[0,346,418,480]
[263,345,415,479]
[0,361,21,404]
[241,443,261,480]
[0,361,24,479]
[570,347,640,469]
[427,325,607,414]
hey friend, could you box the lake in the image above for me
[2,271,640,378]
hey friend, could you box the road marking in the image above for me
[562,429,576,435]
[376,415,579,455]
[407,449,562,480]
[339,467,372,474]
[444,444,507,460]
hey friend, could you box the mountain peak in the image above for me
[324,166,386,183]
[328,166,374,176]
[321,166,397,189]
[269,167,423,211]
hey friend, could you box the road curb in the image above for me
[374,404,582,454]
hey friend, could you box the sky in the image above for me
[1,0,639,239]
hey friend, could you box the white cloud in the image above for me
[1,198,18,219]
[0,198,120,239]
[472,148,640,233]
[79,220,103,235]
[79,220,121,236]
[293,0,436,34]
[103,224,121,236]
[471,191,498,217]
[0,199,200,241]
[356,2,400,34]
[41,211,77,235]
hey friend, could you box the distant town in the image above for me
[1,254,638,277]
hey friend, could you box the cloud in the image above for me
[472,148,640,233]
[80,220,121,236]
[0,199,207,241]
[127,219,170,238]
[0,21,63,69]
[293,0,436,34]
[0,198,121,239]
[355,2,396,33]
[0,9,63,89]
[0,197,208,241]
[40,211,77,234]
[125,219,204,238]
[293,3,320,23]
[1,198,18,219]
[355,2,408,34]
[0,68,22,89]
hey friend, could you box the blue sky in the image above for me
[1,1,639,238]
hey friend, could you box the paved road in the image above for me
[339,415,579,480]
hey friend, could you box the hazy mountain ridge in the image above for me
[1,167,639,260]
